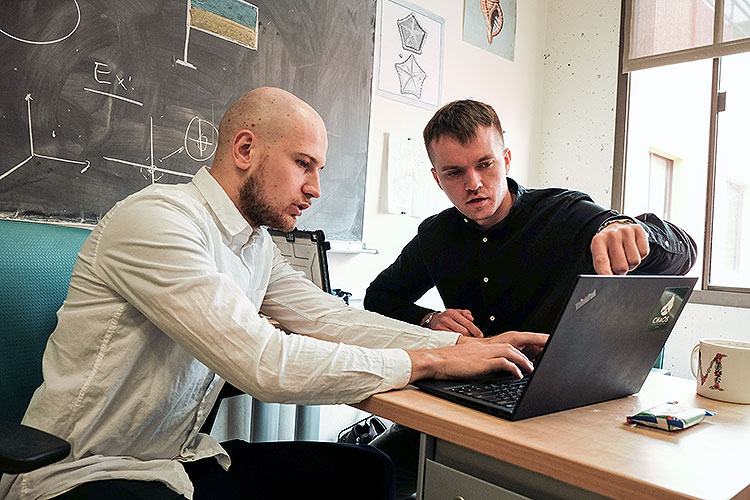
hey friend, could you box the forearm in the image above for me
[363,286,434,325]
[363,234,435,324]
[633,213,697,274]
[406,349,440,383]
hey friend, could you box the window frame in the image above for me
[613,0,750,308]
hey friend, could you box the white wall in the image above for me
[535,1,621,204]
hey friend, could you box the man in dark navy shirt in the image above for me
[363,99,696,498]
[365,99,695,338]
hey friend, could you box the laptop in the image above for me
[414,275,697,421]
[269,229,331,293]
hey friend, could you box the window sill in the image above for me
[689,289,750,309]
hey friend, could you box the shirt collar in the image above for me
[192,166,255,250]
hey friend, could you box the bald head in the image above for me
[207,88,328,226]
[212,87,326,169]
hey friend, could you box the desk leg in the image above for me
[416,433,436,500]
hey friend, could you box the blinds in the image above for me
[623,0,750,72]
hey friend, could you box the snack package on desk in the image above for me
[626,402,716,431]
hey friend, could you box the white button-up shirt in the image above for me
[0,167,459,500]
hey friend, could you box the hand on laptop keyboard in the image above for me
[407,331,548,382]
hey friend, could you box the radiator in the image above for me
[211,394,320,442]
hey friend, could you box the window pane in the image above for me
[630,0,714,58]
[624,60,712,285]
[648,153,673,219]
[711,52,750,288]
[723,0,750,42]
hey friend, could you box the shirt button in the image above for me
[482,237,488,243]
[489,315,495,321]
[483,277,489,283]
[464,218,469,223]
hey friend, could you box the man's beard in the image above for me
[237,165,294,231]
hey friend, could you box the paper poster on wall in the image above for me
[375,0,444,110]
[462,0,516,61]
[386,133,431,218]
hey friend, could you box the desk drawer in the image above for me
[423,459,531,500]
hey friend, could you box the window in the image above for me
[647,152,674,220]
[615,0,750,306]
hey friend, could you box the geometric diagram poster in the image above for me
[462,0,516,61]
[375,0,444,110]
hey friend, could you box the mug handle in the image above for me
[689,343,700,379]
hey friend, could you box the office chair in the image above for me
[0,219,89,474]
[0,220,333,475]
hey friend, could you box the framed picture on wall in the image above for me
[462,0,517,61]
[374,0,444,110]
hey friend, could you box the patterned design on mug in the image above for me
[697,351,727,391]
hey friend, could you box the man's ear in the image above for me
[503,148,511,174]
[431,168,444,191]
[232,129,256,171]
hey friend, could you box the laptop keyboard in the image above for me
[448,376,530,410]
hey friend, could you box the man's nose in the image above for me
[465,169,482,192]
[304,171,322,199]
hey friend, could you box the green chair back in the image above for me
[0,220,91,423]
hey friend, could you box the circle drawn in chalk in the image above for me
[184,117,218,161]
[0,0,81,45]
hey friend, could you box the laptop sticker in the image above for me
[647,287,690,331]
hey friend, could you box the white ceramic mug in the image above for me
[690,338,750,404]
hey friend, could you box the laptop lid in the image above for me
[414,274,697,421]
[269,229,331,293]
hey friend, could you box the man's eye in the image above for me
[297,160,309,168]
[445,170,459,177]
[480,160,493,169]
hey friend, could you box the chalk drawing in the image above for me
[83,61,143,106]
[104,117,194,184]
[176,0,259,70]
[0,0,81,45]
[0,94,90,182]
[184,116,218,161]
[103,115,216,184]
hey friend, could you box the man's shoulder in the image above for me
[121,181,201,209]
[102,182,208,231]
[417,206,460,233]
[519,184,596,209]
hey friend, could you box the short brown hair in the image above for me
[423,99,504,160]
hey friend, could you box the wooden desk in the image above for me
[354,375,750,500]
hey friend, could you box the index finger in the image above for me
[458,309,475,321]
[634,224,650,258]
[493,331,549,348]
[490,345,534,376]
[590,238,613,275]
[451,313,484,338]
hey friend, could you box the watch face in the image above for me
[422,312,436,326]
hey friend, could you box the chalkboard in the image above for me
[0,0,374,241]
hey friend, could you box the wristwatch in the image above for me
[596,216,637,233]
[421,311,438,327]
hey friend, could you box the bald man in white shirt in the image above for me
[0,87,547,500]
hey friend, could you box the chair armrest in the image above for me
[0,421,71,474]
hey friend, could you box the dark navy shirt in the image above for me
[364,179,697,336]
